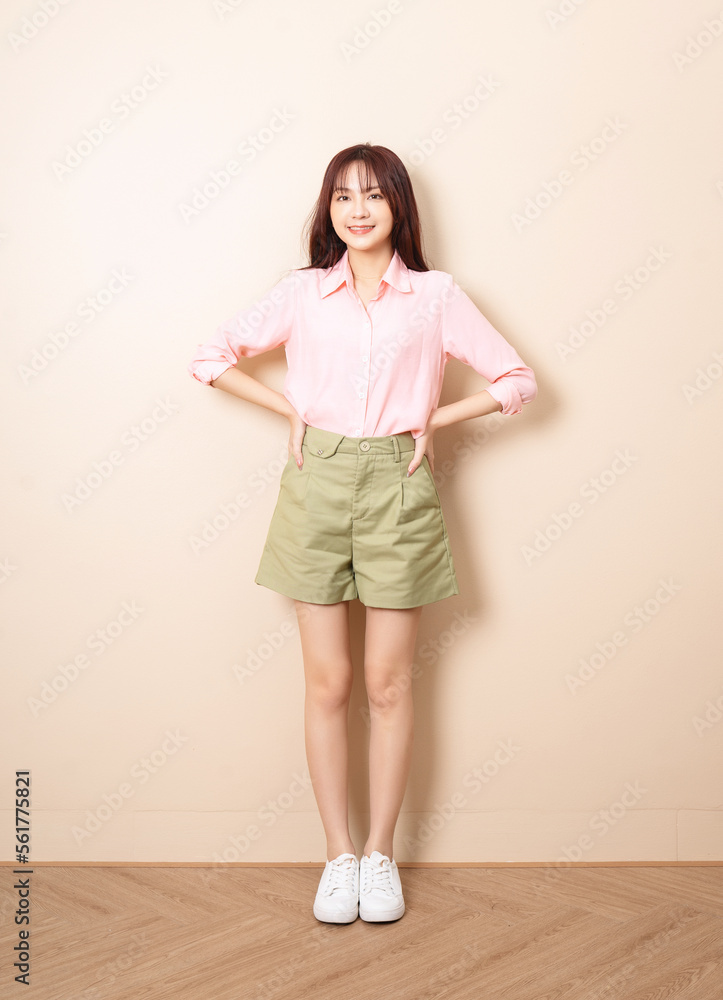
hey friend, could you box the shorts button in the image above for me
[317,449,324,455]
[359,441,371,452]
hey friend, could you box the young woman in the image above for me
[188,142,537,924]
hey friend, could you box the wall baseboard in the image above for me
[2,859,721,868]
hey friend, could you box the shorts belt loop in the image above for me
[392,435,401,462]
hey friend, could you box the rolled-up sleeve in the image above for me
[441,275,537,415]
[188,270,297,385]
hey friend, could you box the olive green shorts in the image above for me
[254,425,459,609]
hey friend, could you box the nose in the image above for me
[351,197,370,218]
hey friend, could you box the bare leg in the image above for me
[294,599,356,862]
[362,605,423,860]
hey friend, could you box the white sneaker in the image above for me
[313,852,359,923]
[359,850,405,922]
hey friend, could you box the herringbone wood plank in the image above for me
[1,866,721,999]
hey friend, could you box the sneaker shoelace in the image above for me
[325,855,357,895]
[361,856,395,896]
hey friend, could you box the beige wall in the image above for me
[2,0,722,863]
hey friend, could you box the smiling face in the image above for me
[329,160,394,255]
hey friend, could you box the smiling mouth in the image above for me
[348,225,374,233]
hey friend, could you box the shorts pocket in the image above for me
[419,455,441,494]
[398,455,441,523]
[280,451,311,502]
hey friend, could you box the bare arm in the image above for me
[428,388,503,432]
[210,366,294,418]
[210,366,307,467]
[406,389,503,479]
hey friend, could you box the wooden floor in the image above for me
[2,865,721,999]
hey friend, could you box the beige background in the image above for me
[1,0,722,863]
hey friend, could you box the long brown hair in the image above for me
[299,143,430,273]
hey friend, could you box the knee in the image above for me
[365,668,412,712]
[307,668,353,712]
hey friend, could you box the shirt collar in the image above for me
[319,248,412,298]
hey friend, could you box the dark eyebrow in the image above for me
[334,185,381,193]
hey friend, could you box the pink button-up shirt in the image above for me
[188,249,537,438]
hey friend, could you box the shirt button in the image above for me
[359,441,371,452]
[362,355,368,362]
[354,428,362,435]
[358,392,365,399]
